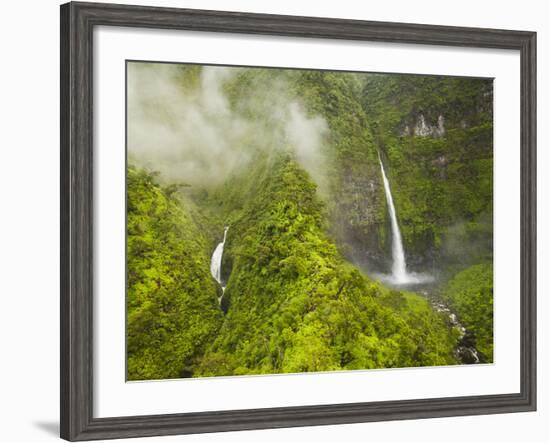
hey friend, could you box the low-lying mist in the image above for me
[127,62,329,190]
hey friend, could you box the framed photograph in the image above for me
[60,1,536,440]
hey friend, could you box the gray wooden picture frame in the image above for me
[60,1,537,441]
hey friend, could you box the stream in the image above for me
[422,289,481,364]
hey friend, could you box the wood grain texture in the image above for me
[60,2,537,441]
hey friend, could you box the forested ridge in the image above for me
[127,64,494,380]
[127,167,223,379]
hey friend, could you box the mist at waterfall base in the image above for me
[373,154,434,288]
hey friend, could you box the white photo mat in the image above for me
[93,25,521,418]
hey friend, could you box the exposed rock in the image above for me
[413,114,445,137]
[334,169,389,272]
[457,346,480,364]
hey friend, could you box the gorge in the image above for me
[126,63,494,380]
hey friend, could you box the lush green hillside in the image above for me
[127,166,223,380]
[196,155,457,376]
[443,264,494,361]
[126,64,493,379]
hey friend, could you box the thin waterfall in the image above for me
[376,154,433,286]
[378,153,408,283]
[210,226,229,293]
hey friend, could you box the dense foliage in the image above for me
[127,166,223,380]
[126,64,494,379]
[443,264,494,361]
[218,69,388,268]
[197,156,457,375]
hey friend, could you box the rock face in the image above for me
[414,114,446,137]
[402,114,446,137]
[334,169,389,272]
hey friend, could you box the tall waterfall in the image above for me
[210,226,229,291]
[378,154,408,283]
[375,154,433,287]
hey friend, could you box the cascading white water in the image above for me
[210,226,229,292]
[375,154,434,286]
[378,154,408,284]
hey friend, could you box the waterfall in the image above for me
[376,154,433,286]
[210,226,229,292]
[378,154,408,283]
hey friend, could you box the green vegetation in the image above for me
[220,69,388,265]
[127,166,223,380]
[197,156,456,376]
[126,64,494,380]
[443,264,494,361]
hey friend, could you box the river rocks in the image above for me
[456,331,480,364]
[428,295,480,365]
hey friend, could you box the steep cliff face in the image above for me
[273,71,493,277]
[195,68,493,278]
[362,74,493,272]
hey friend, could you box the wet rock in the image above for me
[424,292,481,365]
[459,331,477,349]
[457,346,480,364]
[413,114,446,137]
